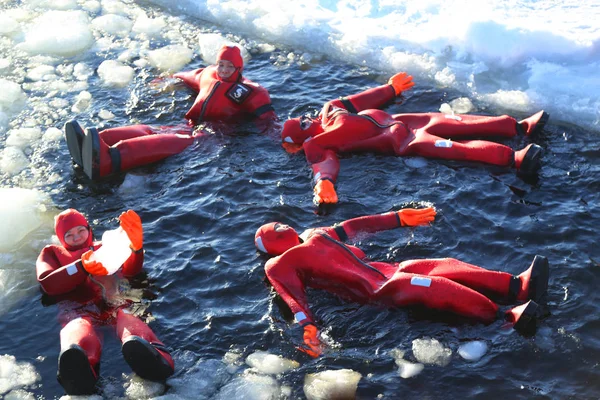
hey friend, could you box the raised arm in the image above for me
[325,208,437,242]
[36,246,88,296]
[327,72,414,113]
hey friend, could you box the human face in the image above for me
[63,225,89,248]
[217,60,236,79]
[274,223,291,232]
[299,114,313,130]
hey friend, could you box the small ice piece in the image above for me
[215,372,281,399]
[245,351,299,375]
[98,109,115,120]
[396,359,425,378]
[98,60,134,87]
[412,338,452,367]
[92,14,133,36]
[86,228,132,274]
[304,369,361,400]
[147,45,194,73]
[0,147,29,176]
[0,354,41,395]
[458,341,488,361]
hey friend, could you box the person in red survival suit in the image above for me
[254,207,550,357]
[280,72,549,206]
[64,45,276,180]
[36,209,175,395]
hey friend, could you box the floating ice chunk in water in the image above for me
[245,351,299,375]
[0,188,48,251]
[458,341,488,361]
[72,91,92,113]
[123,374,165,399]
[412,338,452,367]
[74,63,94,80]
[147,45,194,73]
[118,174,146,195]
[198,33,250,65]
[390,349,424,379]
[0,79,26,113]
[92,14,133,36]
[214,372,282,400]
[403,156,429,169]
[132,14,166,37]
[98,109,115,120]
[303,369,361,400]
[0,14,19,36]
[29,0,79,10]
[0,355,41,395]
[6,127,42,149]
[26,65,56,82]
[98,60,134,87]
[43,127,62,142]
[19,11,94,56]
[0,147,29,176]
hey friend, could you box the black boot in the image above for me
[515,144,543,176]
[81,127,101,180]
[505,300,545,336]
[57,344,99,395]
[64,120,85,167]
[122,336,174,381]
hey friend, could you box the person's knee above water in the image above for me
[279,71,549,206]
[254,206,550,357]
[36,209,175,395]
[63,44,276,180]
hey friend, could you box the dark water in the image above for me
[1,17,600,400]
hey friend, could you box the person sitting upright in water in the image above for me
[36,209,174,395]
[255,207,550,357]
[64,45,276,180]
[281,72,549,206]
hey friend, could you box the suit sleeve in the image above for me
[265,252,314,325]
[303,138,341,186]
[246,87,276,121]
[332,212,402,241]
[121,249,144,277]
[172,68,205,93]
[328,84,396,113]
[36,246,88,296]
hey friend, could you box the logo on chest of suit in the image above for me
[226,83,252,104]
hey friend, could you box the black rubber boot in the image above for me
[122,336,174,381]
[81,127,101,180]
[64,120,85,167]
[57,344,99,395]
[515,144,543,176]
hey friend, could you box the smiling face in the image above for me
[63,225,90,248]
[217,60,237,79]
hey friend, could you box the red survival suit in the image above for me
[36,209,174,395]
[281,82,546,204]
[68,45,276,180]
[255,210,549,355]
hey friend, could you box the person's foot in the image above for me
[518,111,549,136]
[514,144,543,175]
[57,344,99,395]
[121,336,174,381]
[81,127,101,180]
[505,300,544,335]
[517,255,550,305]
[64,120,85,167]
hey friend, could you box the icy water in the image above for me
[1,1,599,399]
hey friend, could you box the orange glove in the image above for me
[299,324,322,358]
[398,207,436,226]
[119,210,143,251]
[80,250,108,276]
[388,72,415,96]
[314,180,338,205]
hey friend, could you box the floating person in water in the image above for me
[280,72,549,206]
[64,44,276,180]
[254,207,549,357]
[36,209,174,395]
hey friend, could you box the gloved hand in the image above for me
[149,76,181,92]
[119,210,143,251]
[314,179,338,205]
[388,72,415,96]
[299,324,322,358]
[80,250,109,276]
[398,207,436,226]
